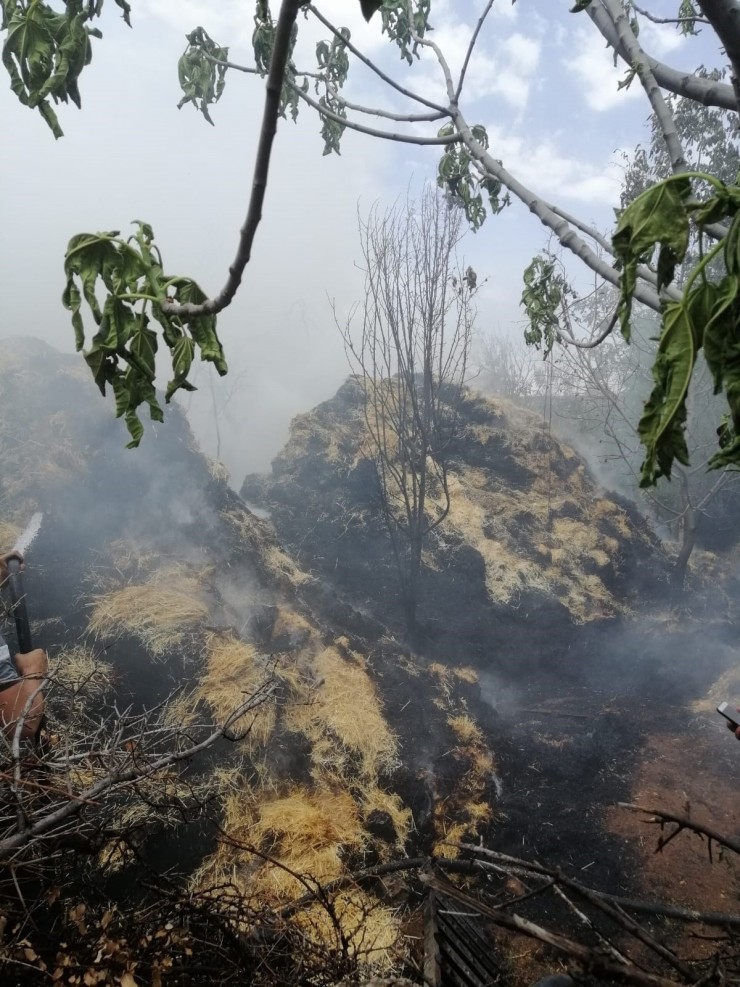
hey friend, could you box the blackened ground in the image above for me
[477,616,739,887]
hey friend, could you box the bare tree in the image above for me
[339,188,476,636]
[476,331,549,404]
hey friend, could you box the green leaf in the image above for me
[521,254,571,356]
[702,276,738,393]
[638,300,696,486]
[130,324,158,377]
[612,177,691,337]
[63,224,228,445]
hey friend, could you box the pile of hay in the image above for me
[88,565,208,656]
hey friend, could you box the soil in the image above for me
[605,724,740,915]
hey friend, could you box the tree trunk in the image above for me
[670,507,699,602]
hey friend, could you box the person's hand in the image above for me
[0,550,23,586]
[0,649,47,741]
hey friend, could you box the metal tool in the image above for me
[8,513,43,654]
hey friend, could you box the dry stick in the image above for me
[449,846,699,979]
[0,681,276,858]
[618,803,740,856]
[162,0,303,320]
[423,873,687,987]
[552,883,632,967]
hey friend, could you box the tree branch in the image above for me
[330,87,447,123]
[307,3,448,113]
[450,110,665,311]
[633,4,709,27]
[161,0,303,321]
[404,0,457,104]
[455,0,495,103]
[586,1,737,110]
[697,0,740,111]
[548,205,679,298]
[292,82,459,144]
[603,0,688,174]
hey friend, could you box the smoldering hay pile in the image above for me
[0,339,504,973]
[242,377,672,643]
[1,340,738,983]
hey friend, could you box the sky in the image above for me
[0,0,727,483]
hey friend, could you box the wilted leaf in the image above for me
[64,223,227,446]
[177,27,229,124]
[638,300,696,485]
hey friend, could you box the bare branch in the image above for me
[618,802,740,856]
[0,678,277,859]
[455,0,495,103]
[632,4,709,27]
[292,82,460,144]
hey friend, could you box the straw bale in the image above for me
[593,498,633,538]
[433,821,474,859]
[270,605,317,648]
[206,457,230,484]
[88,566,208,657]
[220,506,262,543]
[197,633,276,749]
[440,453,634,621]
[284,646,398,779]
[160,689,200,732]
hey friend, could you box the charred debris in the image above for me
[0,341,738,985]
